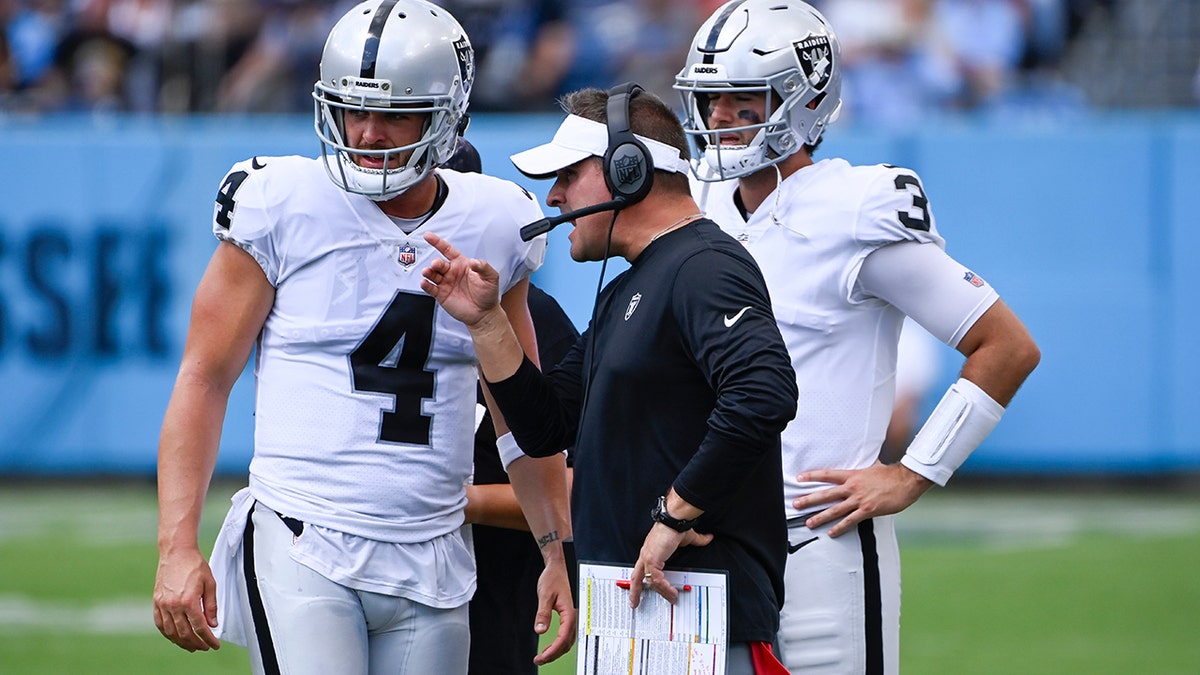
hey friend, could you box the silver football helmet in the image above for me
[314,0,474,200]
[674,0,842,181]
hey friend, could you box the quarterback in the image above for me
[676,0,1041,672]
[152,1,574,673]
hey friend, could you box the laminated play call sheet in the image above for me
[576,562,729,675]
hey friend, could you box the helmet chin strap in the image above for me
[704,143,751,178]
[338,153,424,201]
[704,133,794,182]
[768,161,810,239]
[768,162,785,228]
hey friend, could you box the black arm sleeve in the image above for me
[486,345,583,458]
[473,284,580,483]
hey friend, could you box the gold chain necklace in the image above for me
[649,213,704,243]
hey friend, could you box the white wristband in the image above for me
[900,378,1004,486]
[496,432,525,472]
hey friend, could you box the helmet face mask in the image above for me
[313,0,473,201]
[674,0,842,181]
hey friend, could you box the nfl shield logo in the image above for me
[963,271,986,288]
[614,155,643,189]
[398,243,418,268]
[794,35,834,91]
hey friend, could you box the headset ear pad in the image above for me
[603,83,654,206]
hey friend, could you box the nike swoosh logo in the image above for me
[787,536,818,554]
[251,156,266,170]
[723,306,751,327]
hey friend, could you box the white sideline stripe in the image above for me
[0,596,153,634]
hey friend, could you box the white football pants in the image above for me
[240,501,471,675]
[777,515,901,674]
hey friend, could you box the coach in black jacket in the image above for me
[422,85,797,673]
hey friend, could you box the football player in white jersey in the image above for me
[152,2,574,673]
[675,1,1041,672]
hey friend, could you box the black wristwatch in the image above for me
[650,495,699,532]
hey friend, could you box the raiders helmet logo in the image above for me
[454,36,474,94]
[794,35,833,91]
[624,292,641,321]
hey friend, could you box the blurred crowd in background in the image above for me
[2,0,1199,123]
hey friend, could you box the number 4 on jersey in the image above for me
[215,170,249,229]
[214,158,267,229]
[350,292,437,445]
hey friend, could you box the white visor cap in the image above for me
[510,114,692,179]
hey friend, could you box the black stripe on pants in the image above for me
[859,518,884,674]
[243,505,282,675]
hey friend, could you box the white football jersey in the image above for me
[212,155,545,543]
[695,158,985,517]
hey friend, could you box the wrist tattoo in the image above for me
[536,530,560,550]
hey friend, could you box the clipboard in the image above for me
[575,561,729,675]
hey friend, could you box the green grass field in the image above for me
[1,479,1197,674]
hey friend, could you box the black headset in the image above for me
[520,81,655,241]
[602,81,654,206]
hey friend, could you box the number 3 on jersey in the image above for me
[350,292,437,445]
[893,174,930,232]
